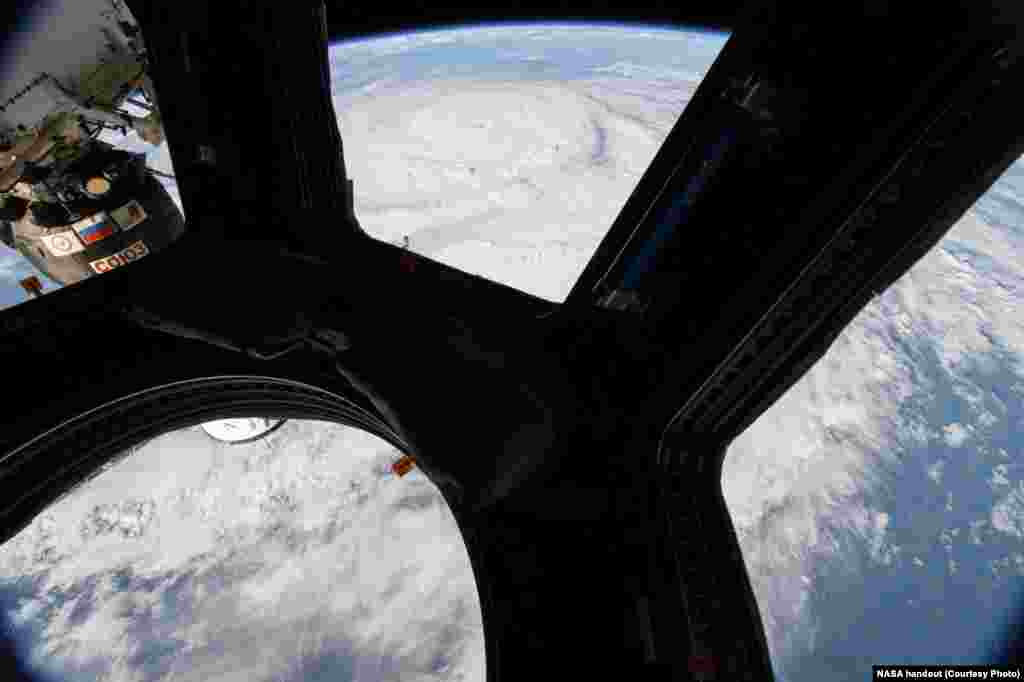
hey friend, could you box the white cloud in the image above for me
[992,483,1024,539]
[942,423,970,448]
[593,61,703,83]
[992,463,1011,488]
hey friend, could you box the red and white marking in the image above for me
[89,239,149,274]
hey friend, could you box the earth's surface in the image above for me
[0,21,1022,682]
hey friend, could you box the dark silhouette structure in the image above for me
[0,0,1022,679]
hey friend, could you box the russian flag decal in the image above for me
[73,213,117,245]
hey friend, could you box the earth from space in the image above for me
[1,22,1024,682]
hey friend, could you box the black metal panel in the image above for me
[127,0,360,251]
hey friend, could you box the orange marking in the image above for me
[392,454,416,477]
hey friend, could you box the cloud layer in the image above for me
[725,199,1024,674]
[0,422,484,681]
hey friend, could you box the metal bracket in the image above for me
[306,328,352,357]
[123,304,321,361]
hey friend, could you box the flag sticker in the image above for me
[71,212,105,230]
[72,212,117,245]
[110,200,147,230]
[40,230,85,256]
